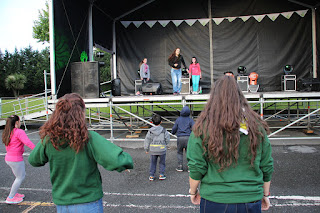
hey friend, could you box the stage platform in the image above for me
[49,91,320,106]
[46,91,320,141]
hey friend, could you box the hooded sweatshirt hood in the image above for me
[180,106,191,117]
[149,125,164,136]
[171,106,195,137]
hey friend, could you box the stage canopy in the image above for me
[52,0,320,96]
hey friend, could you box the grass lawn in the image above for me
[1,97,318,120]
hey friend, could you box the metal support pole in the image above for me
[112,21,117,79]
[49,0,56,99]
[208,0,214,86]
[44,70,49,121]
[260,97,264,119]
[311,8,317,78]
[110,100,114,142]
[17,98,27,131]
[88,1,94,62]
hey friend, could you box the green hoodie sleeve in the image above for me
[88,131,134,172]
[260,130,274,182]
[28,139,48,167]
[187,132,208,180]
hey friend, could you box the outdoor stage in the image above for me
[48,90,320,142]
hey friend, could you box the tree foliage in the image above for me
[94,49,112,93]
[0,46,50,97]
[33,1,49,43]
[5,73,27,97]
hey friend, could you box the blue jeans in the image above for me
[192,75,200,92]
[56,198,103,213]
[171,68,181,93]
[200,198,261,213]
[149,154,166,176]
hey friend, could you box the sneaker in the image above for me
[15,193,25,199]
[176,165,183,172]
[159,174,166,180]
[6,196,23,204]
[149,176,155,181]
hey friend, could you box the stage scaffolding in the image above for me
[48,91,320,142]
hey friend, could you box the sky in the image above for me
[0,0,49,53]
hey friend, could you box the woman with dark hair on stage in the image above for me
[189,57,202,94]
[187,75,273,212]
[29,93,133,212]
[168,48,187,95]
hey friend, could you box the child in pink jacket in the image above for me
[189,57,202,94]
[2,115,35,204]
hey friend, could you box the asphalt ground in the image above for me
[0,127,320,213]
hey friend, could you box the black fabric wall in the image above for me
[54,0,89,98]
[116,0,314,94]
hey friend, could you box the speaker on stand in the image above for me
[112,78,121,96]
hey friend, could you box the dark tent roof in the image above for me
[93,0,320,50]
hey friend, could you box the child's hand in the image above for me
[145,152,149,154]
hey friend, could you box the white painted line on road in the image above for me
[1,187,320,208]
[271,195,320,201]
[1,187,320,201]
[104,192,189,197]
[103,202,198,209]
[272,203,320,207]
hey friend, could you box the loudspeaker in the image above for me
[112,78,121,96]
[142,83,162,95]
[282,75,296,91]
[71,62,100,98]
[181,78,190,94]
[298,78,320,91]
[237,76,248,92]
[135,80,142,93]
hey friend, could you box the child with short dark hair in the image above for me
[172,106,194,172]
[144,114,170,181]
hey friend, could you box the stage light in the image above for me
[249,72,258,85]
[224,71,234,77]
[284,65,293,75]
[237,66,247,75]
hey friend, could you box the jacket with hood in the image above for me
[144,125,170,155]
[172,106,195,137]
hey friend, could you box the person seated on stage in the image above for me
[168,48,187,95]
[136,58,151,95]
[189,57,202,94]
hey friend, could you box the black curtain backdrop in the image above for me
[53,0,319,97]
[116,0,314,94]
[54,0,89,98]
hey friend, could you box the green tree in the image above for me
[33,1,49,43]
[94,49,111,93]
[5,74,27,97]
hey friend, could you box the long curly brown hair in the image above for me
[193,75,269,171]
[39,93,88,153]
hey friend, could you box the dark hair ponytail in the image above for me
[2,115,20,146]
